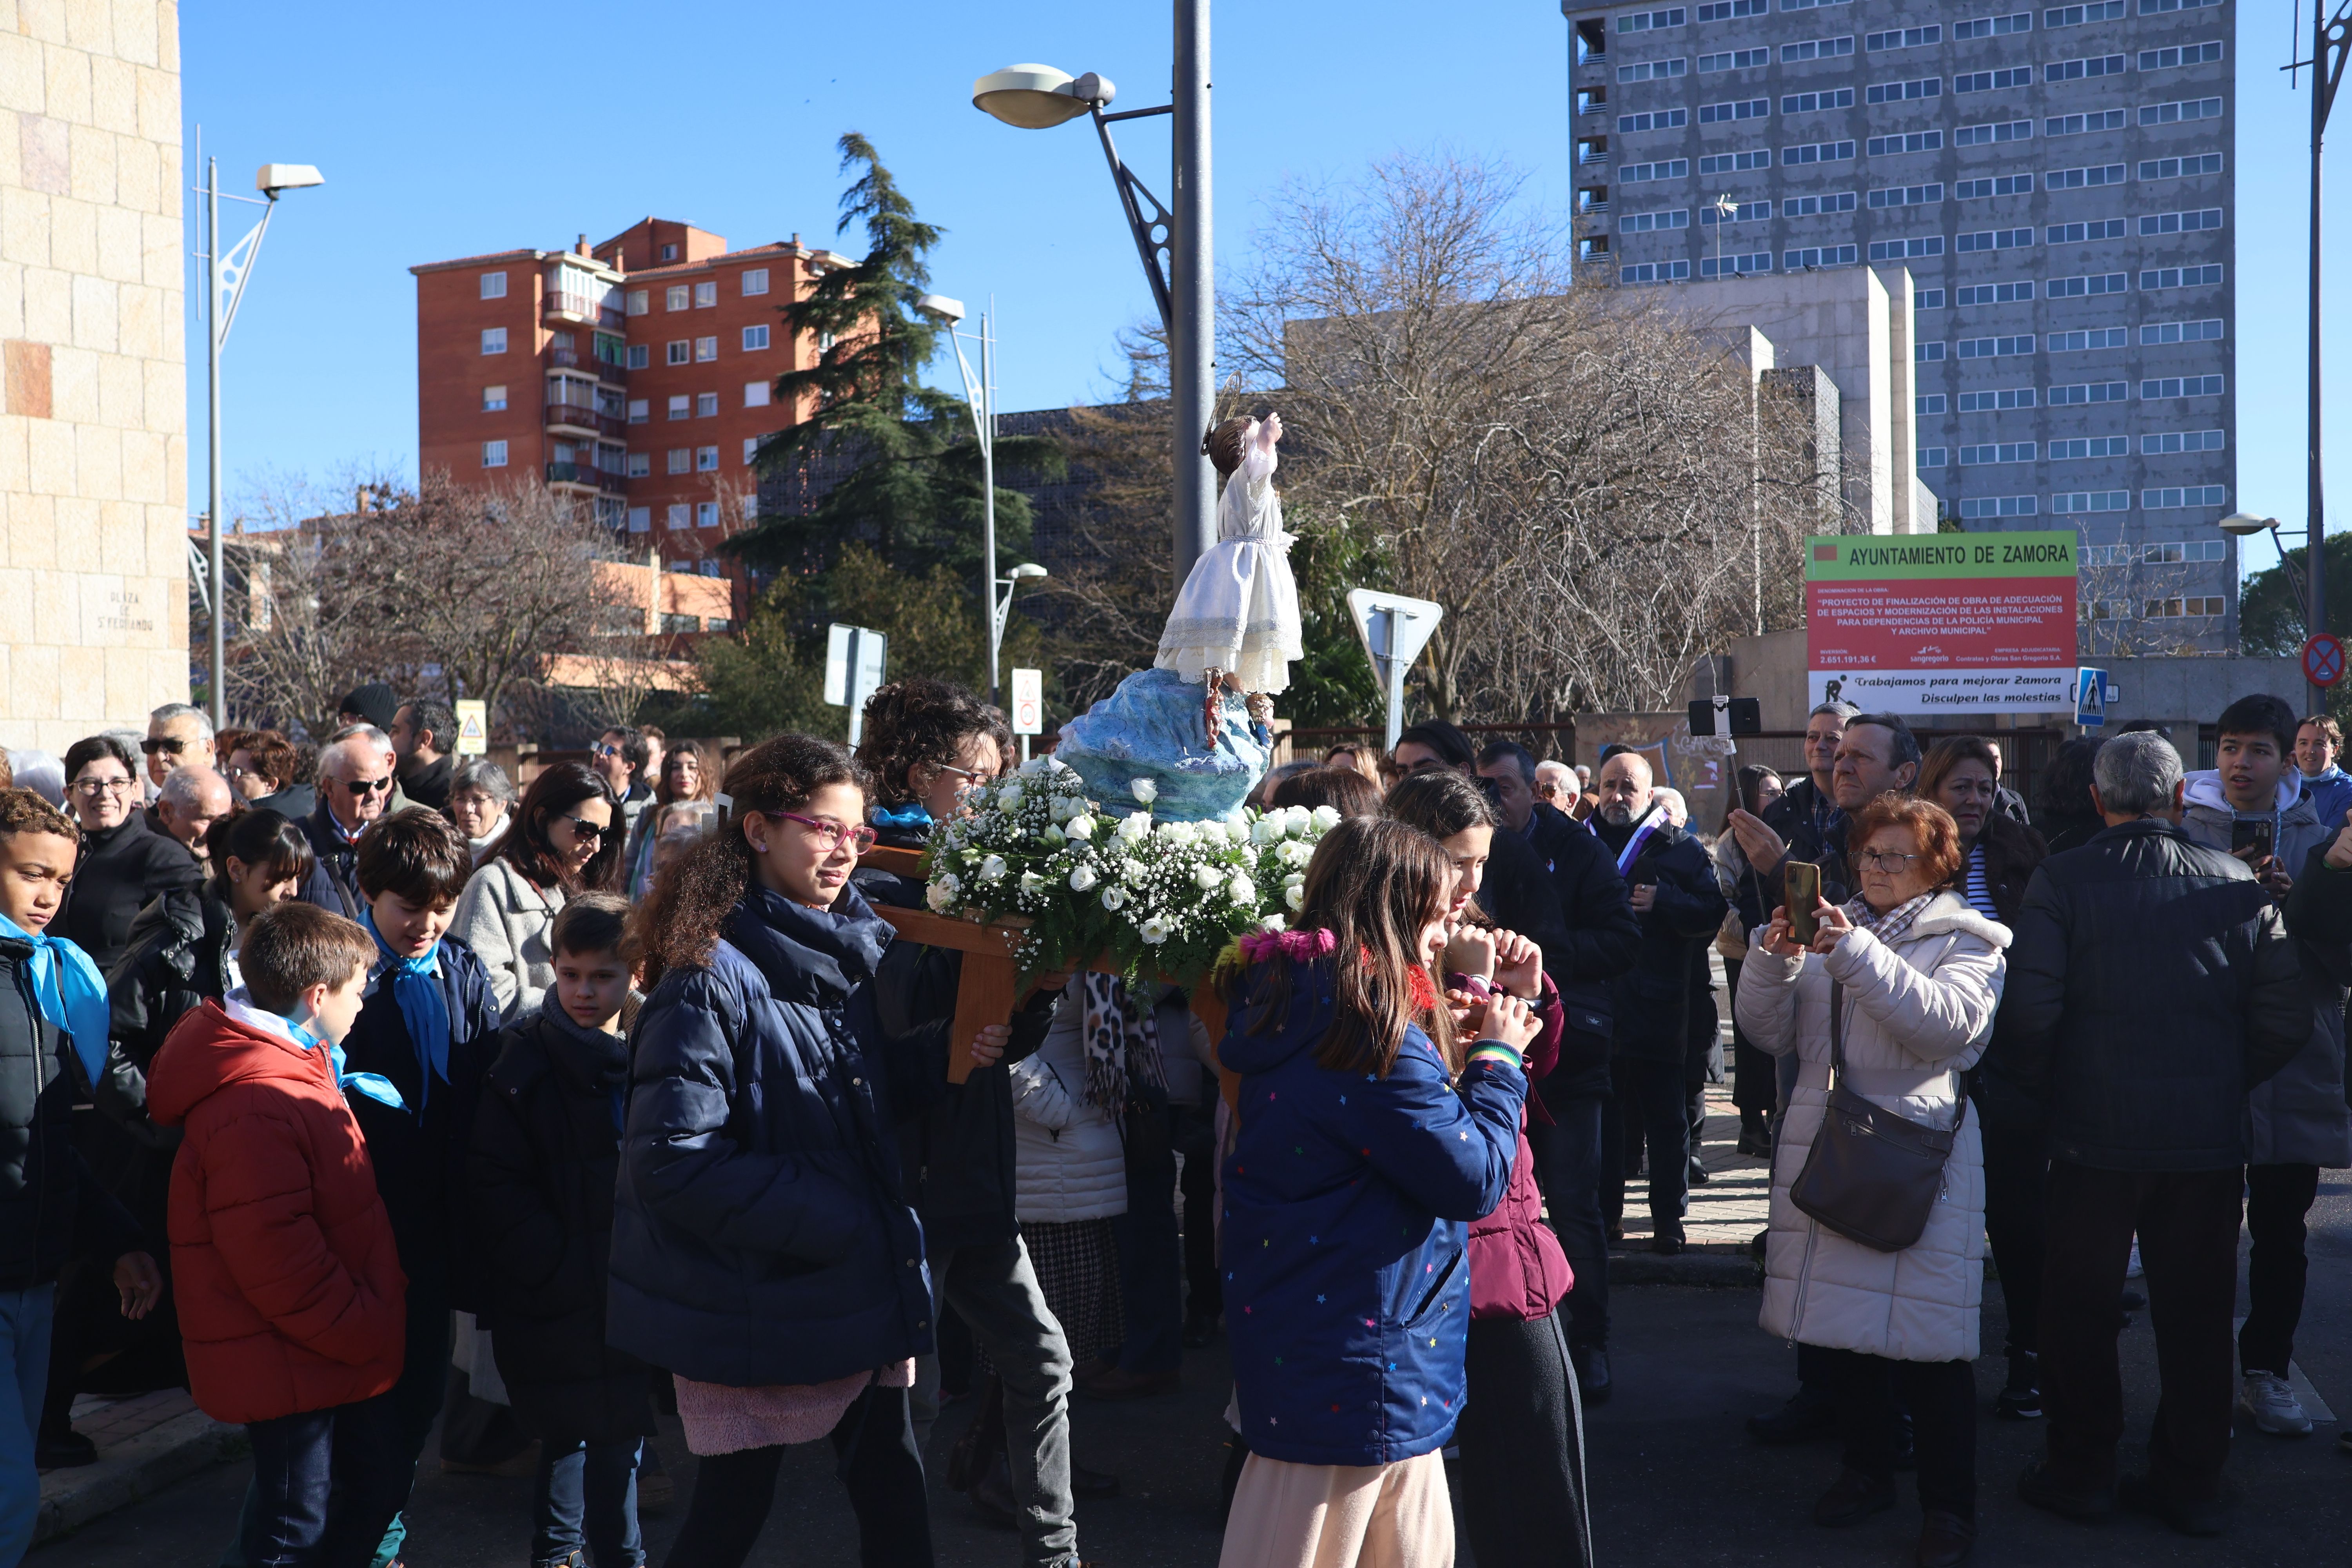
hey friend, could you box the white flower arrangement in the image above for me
[920,759,1340,984]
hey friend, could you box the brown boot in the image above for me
[1916,1510,1976,1566]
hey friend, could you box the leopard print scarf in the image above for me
[1080,973,1167,1110]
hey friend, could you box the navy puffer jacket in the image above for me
[1218,951,1526,1467]
[608,884,935,1388]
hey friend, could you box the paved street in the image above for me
[36,1169,2352,1567]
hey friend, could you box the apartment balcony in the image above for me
[546,403,624,438]
[546,463,626,495]
[1577,200,1612,219]
[1576,147,1610,167]
[550,346,626,383]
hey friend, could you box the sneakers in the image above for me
[2239,1371,2314,1437]
[1995,1349,2041,1421]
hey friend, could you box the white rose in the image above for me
[927,877,960,912]
[1140,917,1170,945]
[1131,777,1158,804]
[978,855,1008,884]
[1285,882,1306,911]
[1310,804,1341,833]
[1051,795,1082,822]
[1277,839,1314,868]
[1157,820,1196,847]
[1195,865,1225,890]
[1260,913,1287,932]
[998,784,1025,812]
[1101,886,1128,911]
[1067,814,1096,841]
[1042,824,1067,848]
[1020,871,1044,895]
[1284,871,1306,889]
[1116,812,1151,845]
[1070,864,1099,892]
[1122,858,1150,883]
[1283,808,1311,838]
[1229,874,1256,905]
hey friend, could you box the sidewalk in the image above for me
[33,1390,242,1550]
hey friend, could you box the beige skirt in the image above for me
[1217,1449,1454,1568]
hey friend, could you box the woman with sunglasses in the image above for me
[450,762,623,1022]
[613,734,947,1568]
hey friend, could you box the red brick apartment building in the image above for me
[410,218,852,602]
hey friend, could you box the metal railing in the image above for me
[549,347,628,382]
[545,403,623,437]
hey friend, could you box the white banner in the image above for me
[1807,666,2080,714]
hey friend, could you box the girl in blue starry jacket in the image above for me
[1214,817,1538,1568]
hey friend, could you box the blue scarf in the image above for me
[0,912,107,1090]
[869,801,933,831]
[360,908,450,1115]
[266,1005,407,1114]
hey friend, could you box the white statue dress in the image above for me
[1154,419,1304,694]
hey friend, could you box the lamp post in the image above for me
[972,2,1215,592]
[917,291,1026,708]
[2294,4,2352,706]
[995,563,1049,701]
[2219,512,2307,626]
[198,155,323,728]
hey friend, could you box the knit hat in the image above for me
[338,683,399,731]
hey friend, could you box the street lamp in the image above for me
[972,2,1216,593]
[198,153,323,727]
[995,563,1049,701]
[2218,512,2307,611]
[917,291,1016,708]
[2292,4,2352,703]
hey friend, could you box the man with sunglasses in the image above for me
[141,703,216,794]
[591,729,652,842]
[297,734,397,918]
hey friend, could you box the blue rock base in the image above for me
[1054,667,1269,823]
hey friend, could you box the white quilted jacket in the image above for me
[1007,1003,1129,1225]
[1735,892,2009,1364]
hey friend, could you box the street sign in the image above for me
[1009,669,1043,735]
[2074,666,2107,728]
[453,699,488,756]
[1346,590,1443,751]
[2303,632,2347,689]
[1805,532,2079,714]
[824,624,888,745]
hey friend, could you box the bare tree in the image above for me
[2075,541,2227,658]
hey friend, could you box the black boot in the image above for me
[1996,1348,2041,1420]
[1572,1343,1612,1405]
[1747,1382,1838,1444]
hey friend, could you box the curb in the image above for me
[1608,1250,1760,1288]
[35,1407,246,1547]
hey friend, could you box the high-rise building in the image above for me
[410,219,851,579]
[1564,0,2237,650]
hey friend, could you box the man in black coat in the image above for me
[1996,731,2310,1535]
[57,737,201,976]
[298,733,396,918]
[1590,751,1727,1256]
[390,699,458,816]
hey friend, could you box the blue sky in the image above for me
[189,2,2325,579]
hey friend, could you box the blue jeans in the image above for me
[0,1282,54,1568]
[242,1393,410,1568]
[534,1438,643,1567]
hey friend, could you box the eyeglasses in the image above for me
[339,777,394,796]
[594,744,622,759]
[557,815,608,843]
[765,811,878,854]
[70,777,135,797]
[1856,849,1921,871]
[139,737,188,756]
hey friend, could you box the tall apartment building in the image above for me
[1564,0,2237,650]
[411,219,851,583]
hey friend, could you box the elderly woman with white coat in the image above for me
[1737,791,2009,1568]
[1007,982,1132,1374]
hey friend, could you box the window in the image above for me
[2045,54,2126,82]
[2140,97,2222,125]
[1619,7,1689,29]
[2140,374,2226,398]
[2139,40,2223,70]
[2050,436,2131,457]
[696,445,719,471]
[628,398,649,423]
[480,271,507,299]
[2048,220,2128,243]
[694,281,717,308]
[1619,260,1693,281]
[1957,10,2036,34]
[744,380,773,408]
[2085,597,2134,618]
[1617,58,1688,81]
[1782,244,1859,268]
[1917,287,1947,308]
[1621,209,1691,231]
[744,437,763,464]
[1700,252,1775,276]
[2140,153,2225,180]
[627,344,650,369]
[666,449,691,475]
[480,327,506,355]
[2141,539,2228,560]
[628,289,649,316]
[1958,334,2035,358]
[627,506,651,534]
[1957,227,2035,252]
[697,501,720,528]
[743,267,770,295]
[1876,236,1947,260]
[1954,68,2033,92]
[596,441,626,475]
[695,392,717,417]
[1782,192,1858,215]
[481,440,508,468]
[2045,1,2123,22]
[2143,597,2229,619]
[666,285,690,310]
[2051,491,2131,511]
[1918,394,1948,415]
[667,394,690,420]
[1697,0,1766,16]
[1959,495,2039,518]
[1699,47,1770,70]
[658,243,679,261]
[626,452,651,477]
[695,336,719,361]
[1621,160,1692,181]
[2140,263,2225,289]
[2081,544,2134,565]
[2142,485,2230,508]
[666,503,690,530]
[1868,183,1944,207]
[1699,97,1770,122]
[1699,149,1773,173]
[1867,131,1942,154]
[2141,318,2225,344]
[2048,380,2129,403]
[1866,25,1939,48]
[2140,208,2224,236]
[667,341,691,365]
[1956,120,2034,145]
[1781,35,1853,60]
[2049,109,2129,134]
[1862,78,1936,102]
[1779,0,1852,9]
[1702,200,1771,224]
[482,384,507,411]
[2049,270,2129,295]
[2049,327,2130,350]
[1959,387,2037,410]
[1957,281,2035,304]
[1621,108,1691,130]
[2141,429,2226,453]
[2141,0,2220,10]
[2046,163,2126,188]
[742,325,771,351]
[1960,441,2038,463]
[1917,448,1950,469]
[1781,89,1857,114]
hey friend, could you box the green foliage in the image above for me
[688,575,827,742]
[1281,503,1389,729]
[2241,531,2352,656]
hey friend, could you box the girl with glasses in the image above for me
[55,734,201,976]
[450,763,622,1023]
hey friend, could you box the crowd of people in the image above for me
[0,681,2345,1568]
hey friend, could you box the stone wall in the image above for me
[0,1,185,752]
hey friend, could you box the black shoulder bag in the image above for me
[1788,978,1964,1253]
